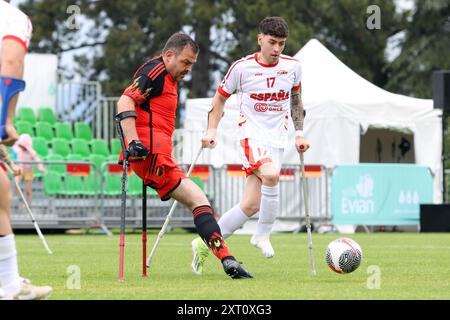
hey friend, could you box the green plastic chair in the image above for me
[107,154,119,163]
[35,122,54,141]
[66,153,84,162]
[32,137,48,159]
[38,108,57,125]
[88,154,106,173]
[54,122,73,141]
[43,171,62,196]
[83,173,101,196]
[110,138,121,156]
[103,173,122,196]
[71,138,90,158]
[91,139,110,157]
[128,173,143,196]
[51,138,71,159]
[46,153,65,174]
[63,174,84,196]
[16,121,35,136]
[74,122,93,141]
[17,107,37,125]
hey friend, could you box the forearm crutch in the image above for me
[142,182,147,277]
[5,163,52,255]
[146,146,203,270]
[299,149,317,276]
[115,111,137,282]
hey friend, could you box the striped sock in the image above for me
[193,205,233,261]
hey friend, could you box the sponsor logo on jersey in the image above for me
[277,70,288,75]
[254,103,283,112]
[254,72,263,76]
[250,90,289,102]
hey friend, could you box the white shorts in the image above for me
[239,138,284,176]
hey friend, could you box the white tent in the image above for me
[17,53,58,111]
[183,39,442,203]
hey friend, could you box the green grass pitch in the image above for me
[14,231,450,300]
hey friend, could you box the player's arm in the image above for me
[1,38,26,77]
[291,86,310,152]
[0,39,27,146]
[117,95,140,144]
[204,58,240,149]
[116,68,156,160]
[202,91,227,148]
[0,145,22,176]
[116,95,149,161]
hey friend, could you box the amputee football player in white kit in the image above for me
[0,0,52,299]
[191,16,310,275]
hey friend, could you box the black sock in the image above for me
[193,205,233,261]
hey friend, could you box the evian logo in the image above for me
[356,174,373,198]
[341,175,374,215]
[399,191,419,205]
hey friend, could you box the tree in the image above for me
[311,0,405,89]
[385,0,450,98]
[19,0,447,100]
[20,0,189,95]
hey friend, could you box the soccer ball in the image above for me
[326,238,363,274]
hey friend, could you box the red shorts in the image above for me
[130,153,186,201]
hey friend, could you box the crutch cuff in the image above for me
[1,76,26,140]
[115,111,137,122]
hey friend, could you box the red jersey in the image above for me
[123,55,178,155]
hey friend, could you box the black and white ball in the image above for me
[326,238,363,274]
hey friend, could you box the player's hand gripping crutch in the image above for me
[5,162,53,255]
[299,147,317,275]
[146,146,203,269]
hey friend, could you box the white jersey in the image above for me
[218,52,302,148]
[0,1,32,65]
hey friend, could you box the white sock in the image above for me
[0,234,21,294]
[218,204,250,238]
[255,185,279,237]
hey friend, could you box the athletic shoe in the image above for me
[191,237,210,275]
[250,234,275,258]
[10,278,52,300]
[222,257,253,279]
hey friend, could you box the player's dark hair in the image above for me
[163,32,199,55]
[259,17,289,38]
